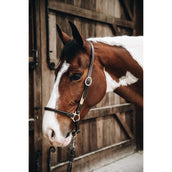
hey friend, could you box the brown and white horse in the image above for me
[42,22,143,147]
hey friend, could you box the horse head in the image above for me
[42,22,107,147]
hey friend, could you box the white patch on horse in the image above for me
[42,61,70,142]
[104,69,138,92]
[87,36,143,68]
[47,61,70,108]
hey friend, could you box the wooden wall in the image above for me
[29,0,143,171]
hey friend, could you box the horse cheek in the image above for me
[87,69,106,107]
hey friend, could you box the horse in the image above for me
[42,21,143,148]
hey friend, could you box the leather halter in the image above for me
[44,41,94,136]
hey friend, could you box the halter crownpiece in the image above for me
[44,41,94,136]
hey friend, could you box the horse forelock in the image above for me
[60,40,85,62]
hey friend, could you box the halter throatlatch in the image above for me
[44,41,94,172]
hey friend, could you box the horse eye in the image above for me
[70,73,82,81]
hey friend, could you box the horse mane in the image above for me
[87,36,143,68]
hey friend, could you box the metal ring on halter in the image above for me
[71,112,80,122]
[85,76,92,86]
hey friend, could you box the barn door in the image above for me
[29,0,143,171]
[29,0,42,171]
[43,0,142,172]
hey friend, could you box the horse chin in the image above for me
[51,133,72,147]
[62,133,73,147]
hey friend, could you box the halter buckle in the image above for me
[71,112,80,122]
[85,76,92,86]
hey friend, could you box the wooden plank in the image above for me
[111,23,120,36]
[51,139,136,172]
[29,68,34,120]
[125,111,132,132]
[109,115,116,145]
[75,123,83,156]
[49,11,58,66]
[114,0,121,18]
[81,120,89,154]
[132,106,136,137]
[39,0,54,171]
[29,118,34,131]
[96,117,104,149]
[49,1,134,28]
[120,112,127,141]
[32,0,43,171]
[103,116,111,147]
[120,96,126,104]
[84,103,135,121]
[114,93,120,105]
[119,0,133,20]
[89,119,97,151]
[74,0,81,7]
[113,115,121,143]
[115,112,134,139]
[132,0,137,35]
[29,130,34,172]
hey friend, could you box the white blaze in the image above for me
[42,61,70,145]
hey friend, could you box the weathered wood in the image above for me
[120,112,127,141]
[49,11,58,67]
[29,118,34,131]
[89,119,97,151]
[51,139,136,172]
[132,106,137,137]
[113,115,121,143]
[119,0,133,20]
[115,93,120,104]
[31,0,43,171]
[82,120,89,154]
[132,0,137,35]
[111,23,120,36]
[115,112,134,139]
[103,116,110,147]
[39,0,54,171]
[84,103,135,120]
[75,123,83,156]
[96,117,104,149]
[49,1,134,28]
[48,12,59,162]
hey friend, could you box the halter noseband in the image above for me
[44,41,94,136]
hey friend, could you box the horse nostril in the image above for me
[51,130,55,138]
[65,132,70,138]
[48,129,55,142]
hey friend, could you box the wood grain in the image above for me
[49,1,134,28]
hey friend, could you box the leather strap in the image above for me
[44,107,74,118]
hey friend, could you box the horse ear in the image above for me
[56,24,71,45]
[69,21,86,47]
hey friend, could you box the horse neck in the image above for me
[94,42,143,108]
